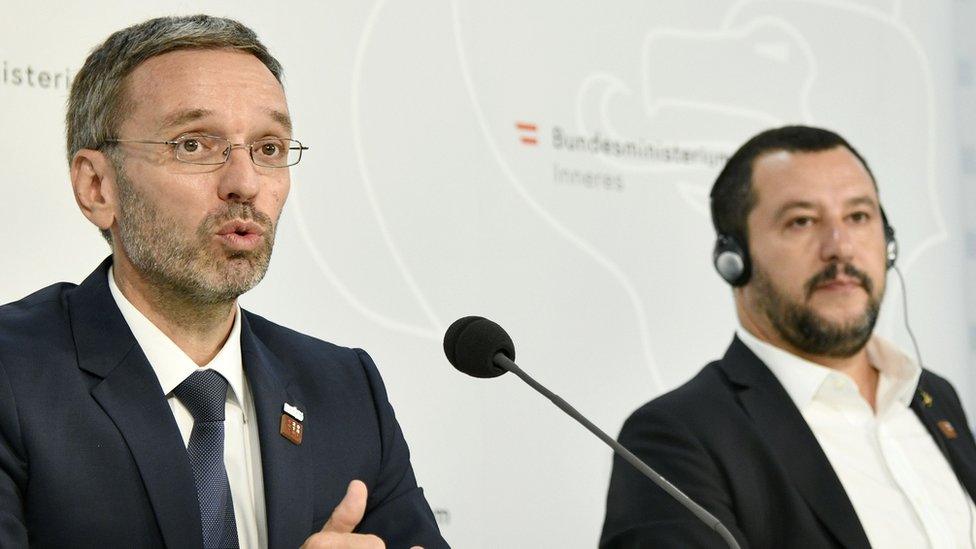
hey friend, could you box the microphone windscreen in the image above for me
[443,316,515,378]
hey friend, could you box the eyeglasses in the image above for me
[103,134,309,168]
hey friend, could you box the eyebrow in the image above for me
[158,108,214,131]
[266,108,293,133]
[772,196,878,221]
[844,196,878,210]
[156,107,293,134]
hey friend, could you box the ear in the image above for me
[70,149,118,235]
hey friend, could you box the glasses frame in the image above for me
[102,134,309,168]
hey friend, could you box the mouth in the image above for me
[813,276,863,292]
[217,220,265,237]
[215,220,266,250]
[805,263,873,299]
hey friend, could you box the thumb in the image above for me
[321,480,368,534]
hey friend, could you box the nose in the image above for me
[820,219,854,263]
[217,144,260,203]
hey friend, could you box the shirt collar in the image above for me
[107,266,245,406]
[866,334,922,409]
[736,324,921,412]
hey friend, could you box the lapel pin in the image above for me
[937,420,958,440]
[920,390,933,408]
[280,402,304,445]
[283,402,304,422]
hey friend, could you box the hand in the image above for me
[300,480,425,549]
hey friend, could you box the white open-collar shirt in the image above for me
[737,326,975,548]
[109,267,268,549]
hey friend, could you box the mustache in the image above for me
[804,263,874,299]
[200,203,273,233]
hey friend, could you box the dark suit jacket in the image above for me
[0,259,448,549]
[600,336,976,548]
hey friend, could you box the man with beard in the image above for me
[0,15,447,549]
[600,126,976,548]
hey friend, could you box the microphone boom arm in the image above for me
[493,353,741,549]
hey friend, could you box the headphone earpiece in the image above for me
[884,224,897,269]
[713,234,750,287]
[881,207,897,270]
[713,209,897,285]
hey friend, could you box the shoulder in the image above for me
[621,361,741,439]
[918,367,967,412]
[632,362,737,414]
[919,368,957,392]
[241,309,384,386]
[0,282,83,407]
[242,309,360,359]
[0,282,74,325]
[0,282,76,351]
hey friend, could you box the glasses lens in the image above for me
[251,138,302,167]
[174,135,230,165]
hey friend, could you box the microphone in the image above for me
[443,316,741,549]
[443,315,514,378]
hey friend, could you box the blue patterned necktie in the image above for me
[174,370,240,549]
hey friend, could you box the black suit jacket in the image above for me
[0,259,448,549]
[600,336,976,548]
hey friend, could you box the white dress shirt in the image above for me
[737,326,975,548]
[108,268,268,549]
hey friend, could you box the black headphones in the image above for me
[712,206,898,287]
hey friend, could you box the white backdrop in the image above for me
[2,1,974,547]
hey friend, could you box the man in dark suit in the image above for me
[0,15,447,549]
[600,126,976,548]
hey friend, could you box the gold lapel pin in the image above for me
[920,390,933,408]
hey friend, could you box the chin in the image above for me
[810,308,868,328]
[813,289,867,305]
[809,292,868,312]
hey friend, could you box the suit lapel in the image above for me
[240,312,312,549]
[720,338,871,549]
[910,382,976,501]
[69,259,202,549]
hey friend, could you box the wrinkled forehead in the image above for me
[120,48,290,135]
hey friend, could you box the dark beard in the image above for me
[753,262,881,358]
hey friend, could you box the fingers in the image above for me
[300,480,385,548]
[321,480,369,534]
[301,531,385,549]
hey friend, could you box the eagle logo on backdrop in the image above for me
[290,0,943,395]
[236,0,952,546]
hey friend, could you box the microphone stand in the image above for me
[493,353,741,549]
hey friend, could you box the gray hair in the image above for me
[65,14,284,242]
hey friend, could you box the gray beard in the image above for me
[114,168,276,305]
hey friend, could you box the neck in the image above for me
[736,295,879,410]
[112,256,236,366]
